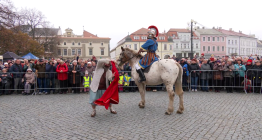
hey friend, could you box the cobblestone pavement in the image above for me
[1,91,262,140]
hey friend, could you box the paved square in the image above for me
[0,92,262,140]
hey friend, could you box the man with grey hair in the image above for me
[10,59,23,94]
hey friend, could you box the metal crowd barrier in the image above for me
[0,69,261,95]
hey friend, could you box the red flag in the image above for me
[94,61,119,109]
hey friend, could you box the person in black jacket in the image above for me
[45,60,56,94]
[9,59,23,94]
[250,61,262,93]
[69,60,81,94]
[0,68,12,95]
[188,59,200,92]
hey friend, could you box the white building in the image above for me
[110,48,116,60]
[167,29,200,58]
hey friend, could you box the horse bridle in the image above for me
[118,51,138,66]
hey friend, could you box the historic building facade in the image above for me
[167,29,200,58]
[57,28,110,59]
[112,28,173,60]
[195,28,227,57]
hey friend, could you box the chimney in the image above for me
[239,30,242,34]
[229,28,232,31]
[219,27,222,30]
[197,26,200,29]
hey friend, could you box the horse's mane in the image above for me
[125,48,143,59]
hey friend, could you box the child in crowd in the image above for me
[83,71,92,93]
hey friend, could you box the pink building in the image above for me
[195,29,227,57]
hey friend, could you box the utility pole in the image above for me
[191,19,193,59]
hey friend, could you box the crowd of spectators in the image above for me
[0,54,261,95]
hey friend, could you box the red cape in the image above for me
[94,61,119,109]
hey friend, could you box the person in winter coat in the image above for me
[234,59,246,92]
[23,68,36,95]
[200,59,211,92]
[45,60,56,94]
[79,62,86,93]
[180,59,189,91]
[0,68,12,95]
[56,61,68,94]
[69,60,81,94]
[9,59,23,94]
[188,59,200,92]
[213,60,225,92]
[224,59,235,93]
[245,59,253,79]
[35,59,46,94]
[250,61,262,93]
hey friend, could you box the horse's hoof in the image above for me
[165,111,171,115]
[176,110,183,114]
[139,105,145,108]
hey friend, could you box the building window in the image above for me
[169,45,172,50]
[125,44,131,48]
[213,46,215,51]
[203,37,205,41]
[187,44,189,48]
[196,44,198,49]
[228,40,230,44]
[78,42,81,45]
[101,48,104,55]
[217,46,219,51]
[235,40,237,45]
[212,37,215,41]
[134,36,140,40]
[101,42,103,46]
[89,48,93,55]
[141,36,147,40]
[184,44,186,48]
[222,37,224,41]
[72,49,76,55]
[72,42,75,45]
[159,36,165,40]
[64,42,66,45]
[181,44,182,49]
[208,46,210,51]
[58,49,61,55]
[217,37,219,41]
[208,37,210,41]
[232,40,234,45]
[222,46,224,51]
[164,44,167,50]
[78,49,81,55]
[64,49,67,55]
[134,44,137,50]
[176,43,178,49]
[90,42,92,45]
[203,46,205,51]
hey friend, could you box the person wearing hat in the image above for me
[188,59,200,92]
[23,67,36,95]
[35,59,47,95]
[56,60,69,94]
[213,60,224,92]
[69,60,81,94]
[83,70,92,93]
[250,61,262,93]
[0,68,12,95]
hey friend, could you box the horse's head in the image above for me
[116,47,129,68]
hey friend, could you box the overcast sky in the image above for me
[12,0,262,50]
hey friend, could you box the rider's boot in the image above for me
[136,69,146,82]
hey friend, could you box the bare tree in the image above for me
[0,0,17,28]
[19,8,48,39]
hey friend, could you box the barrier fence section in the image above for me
[0,70,261,95]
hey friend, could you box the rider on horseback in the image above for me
[135,25,159,82]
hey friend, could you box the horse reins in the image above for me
[118,52,138,65]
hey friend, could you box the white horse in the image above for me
[117,47,184,115]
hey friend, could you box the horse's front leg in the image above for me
[137,82,146,108]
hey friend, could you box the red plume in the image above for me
[148,25,159,37]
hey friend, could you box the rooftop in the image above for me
[195,29,224,35]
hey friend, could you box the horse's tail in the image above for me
[174,62,183,95]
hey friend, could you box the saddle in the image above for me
[142,65,152,73]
